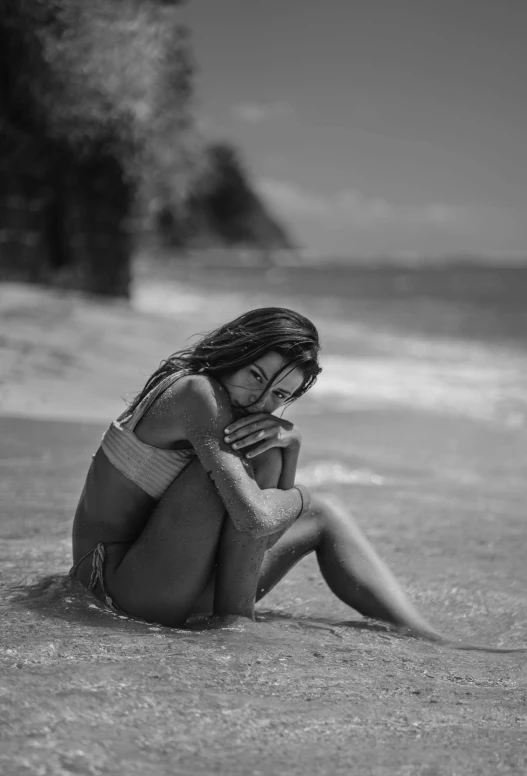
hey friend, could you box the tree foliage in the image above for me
[0,0,196,195]
[0,1,293,257]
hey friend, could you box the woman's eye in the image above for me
[251,370,263,383]
[274,392,285,401]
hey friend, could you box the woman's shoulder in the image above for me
[144,373,231,439]
[165,372,231,416]
[131,372,232,447]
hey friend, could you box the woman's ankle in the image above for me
[213,599,256,620]
[205,613,257,629]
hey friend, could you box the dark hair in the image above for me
[127,307,321,414]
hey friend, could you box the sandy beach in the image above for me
[1,269,527,775]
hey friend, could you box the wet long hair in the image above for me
[127,307,322,414]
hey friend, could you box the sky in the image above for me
[182,1,527,259]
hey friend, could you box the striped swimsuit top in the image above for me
[100,371,195,500]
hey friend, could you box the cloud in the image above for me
[231,101,291,124]
[257,178,464,227]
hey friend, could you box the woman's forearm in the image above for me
[238,443,305,535]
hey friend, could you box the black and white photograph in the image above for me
[1,1,526,774]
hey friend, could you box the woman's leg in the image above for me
[102,449,286,627]
[256,493,442,638]
[101,458,229,626]
[212,447,283,620]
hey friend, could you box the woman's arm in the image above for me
[222,412,302,492]
[180,376,307,538]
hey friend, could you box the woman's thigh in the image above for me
[104,458,227,626]
[190,494,324,617]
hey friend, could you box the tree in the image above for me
[184,142,294,250]
[0,0,196,294]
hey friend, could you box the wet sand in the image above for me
[1,277,527,775]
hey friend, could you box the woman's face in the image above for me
[220,351,305,415]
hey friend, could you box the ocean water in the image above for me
[132,260,527,503]
[133,261,527,429]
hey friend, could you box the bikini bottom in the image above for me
[69,543,129,616]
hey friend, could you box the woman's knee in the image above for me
[251,447,283,488]
[309,492,355,534]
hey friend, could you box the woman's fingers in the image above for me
[225,419,273,443]
[224,414,268,435]
[231,429,273,449]
[224,415,292,456]
[245,441,275,459]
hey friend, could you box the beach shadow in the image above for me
[9,575,413,647]
[10,575,391,641]
[8,574,165,634]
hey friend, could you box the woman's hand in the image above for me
[224,414,301,459]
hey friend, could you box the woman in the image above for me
[70,307,521,650]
